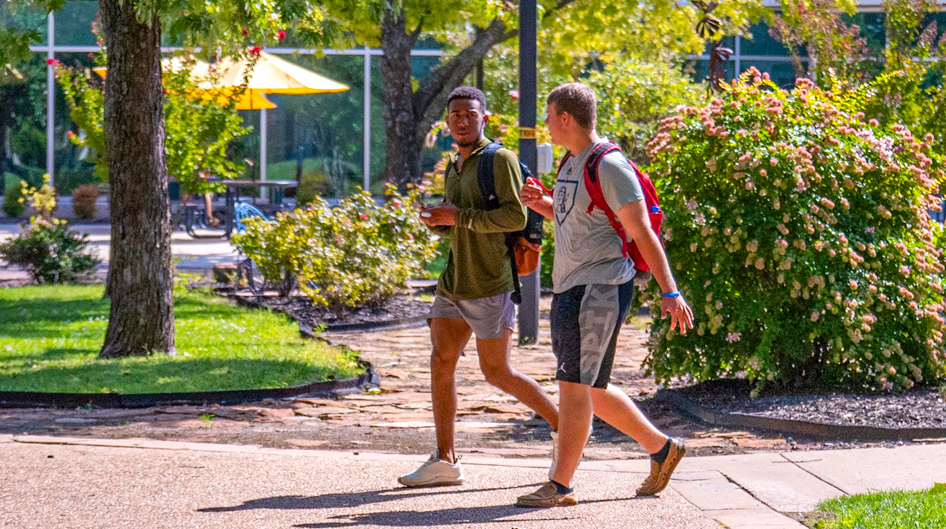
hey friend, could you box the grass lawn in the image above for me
[0,284,362,394]
[810,486,946,528]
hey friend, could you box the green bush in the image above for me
[644,70,946,392]
[0,221,100,283]
[233,186,438,310]
[2,184,25,218]
[295,167,331,207]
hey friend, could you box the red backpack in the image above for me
[548,141,664,274]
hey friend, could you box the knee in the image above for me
[431,347,459,374]
[481,363,515,389]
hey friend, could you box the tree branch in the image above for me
[412,0,581,132]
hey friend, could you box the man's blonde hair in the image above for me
[547,82,596,129]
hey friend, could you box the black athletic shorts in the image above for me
[550,281,635,388]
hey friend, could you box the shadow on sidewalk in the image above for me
[198,483,535,513]
[201,484,650,527]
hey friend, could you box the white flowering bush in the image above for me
[644,70,946,392]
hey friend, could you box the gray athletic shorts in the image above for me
[551,281,635,388]
[427,292,516,340]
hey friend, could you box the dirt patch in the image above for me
[676,380,946,430]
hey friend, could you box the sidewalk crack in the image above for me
[778,453,850,497]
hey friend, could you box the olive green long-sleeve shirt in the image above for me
[436,139,527,300]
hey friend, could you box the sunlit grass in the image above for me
[810,487,946,529]
[0,284,362,394]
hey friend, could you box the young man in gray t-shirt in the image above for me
[516,82,695,508]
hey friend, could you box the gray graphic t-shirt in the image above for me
[552,140,645,293]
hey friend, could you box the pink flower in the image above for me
[66,131,74,137]
[726,332,741,343]
[46,58,58,66]
[509,90,520,100]
[359,214,368,221]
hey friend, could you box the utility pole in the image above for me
[517,0,539,345]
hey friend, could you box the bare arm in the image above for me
[520,182,554,220]
[616,200,694,334]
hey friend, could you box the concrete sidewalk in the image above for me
[2,435,944,528]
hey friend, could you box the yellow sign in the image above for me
[519,127,537,140]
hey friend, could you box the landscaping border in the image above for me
[656,388,946,442]
[0,365,380,409]
[233,294,429,334]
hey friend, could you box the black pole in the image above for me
[517,0,539,345]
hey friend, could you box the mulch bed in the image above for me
[249,295,430,330]
[675,379,946,430]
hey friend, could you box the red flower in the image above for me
[359,214,369,221]
[87,53,94,59]
[66,131,74,137]
[46,58,57,66]
[241,27,248,36]
[249,46,262,56]
[277,30,286,42]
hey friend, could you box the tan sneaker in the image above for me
[516,482,578,508]
[397,450,464,488]
[636,438,686,496]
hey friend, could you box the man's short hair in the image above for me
[547,82,596,129]
[447,86,487,114]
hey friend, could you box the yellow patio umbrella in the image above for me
[208,51,350,104]
[92,59,277,110]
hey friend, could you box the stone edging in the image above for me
[0,367,380,409]
[233,294,429,334]
[656,388,946,441]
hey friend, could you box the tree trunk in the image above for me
[377,3,580,190]
[379,10,427,192]
[97,0,174,358]
[379,11,515,191]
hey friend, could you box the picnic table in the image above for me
[170,179,297,239]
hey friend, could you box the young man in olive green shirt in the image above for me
[398,86,560,488]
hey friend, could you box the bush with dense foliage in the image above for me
[233,186,438,310]
[644,70,946,392]
[71,184,99,220]
[0,221,100,283]
[2,184,25,218]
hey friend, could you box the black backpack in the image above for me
[476,141,544,304]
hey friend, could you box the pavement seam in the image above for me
[778,452,851,497]
[715,470,807,527]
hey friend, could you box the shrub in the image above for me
[644,70,946,392]
[232,187,438,309]
[0,222,100,283]
[3,184,25,218]
[71,184,99,220]
[295,167,331,207]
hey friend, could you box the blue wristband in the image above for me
[662,291,681,298]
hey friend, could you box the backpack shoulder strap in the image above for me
[476,140,524,303]
[582,141,630,258]
[477,141,504,211]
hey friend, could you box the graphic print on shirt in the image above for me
[555,167,580,226]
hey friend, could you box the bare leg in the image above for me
[204,194,220,226]
[550,380,592,488]
[476,328,559,431]
[429,317,472,464]
[591,384,668,454]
